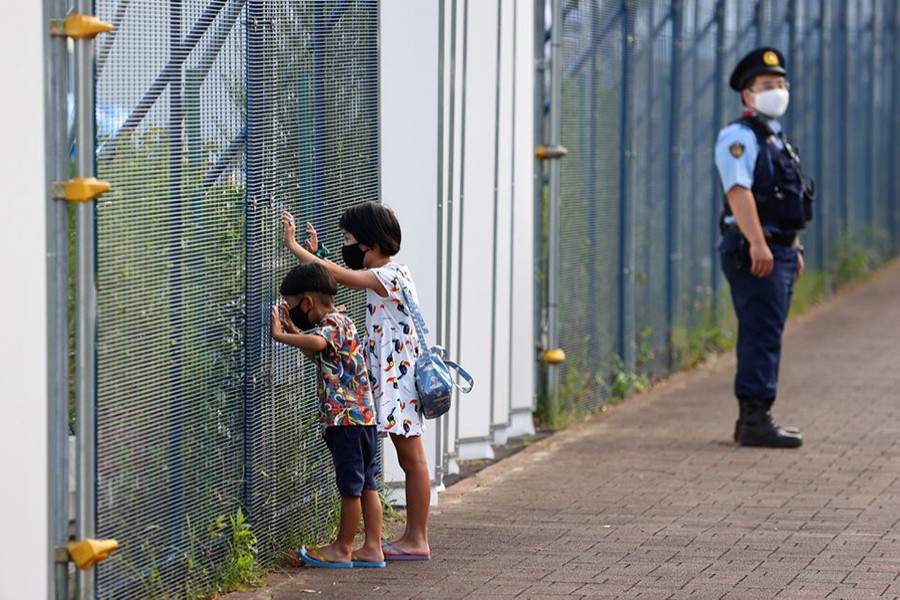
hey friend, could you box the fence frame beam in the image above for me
[617,0,635,371]
[666,0,683,369]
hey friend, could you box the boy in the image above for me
[271,262,385,568]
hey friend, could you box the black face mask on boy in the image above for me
[341,243,367,270]
[289,300,315,330]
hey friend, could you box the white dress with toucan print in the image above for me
[366,262,425,437]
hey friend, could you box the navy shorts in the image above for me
[323,425,380,498]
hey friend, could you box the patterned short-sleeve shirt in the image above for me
[313,309,376,427]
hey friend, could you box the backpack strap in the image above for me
[394,273,430,345]
[444,359,474,394]
[396,276,475,394]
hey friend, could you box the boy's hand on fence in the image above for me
[271,306,283,339]
[280,302,299,334]
[304,222,319,254]
[282,211,296,246]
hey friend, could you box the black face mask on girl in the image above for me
[289,301,315,330]
[341,243,367,270]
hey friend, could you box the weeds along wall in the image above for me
[92,0,377,597]
[544,0,900,421]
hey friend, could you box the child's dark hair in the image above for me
[339,201,402,256]
[279,263,338,302]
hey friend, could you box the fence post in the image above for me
[312,1,326,223]
[884,0,889,250]
[167,0,185,553]
[546,0,563,409]
[755,0,764,45]
[243,0,274,521]
[666,0,683,369]
[814,0,826,275]
[618,0,635,372]
[44,0,70,595]
[588,0,599,374]
[838,1,849,240]
[73,0,99,595]
[710,0,725,310]
[865,8,875,242]
[892,0,900,253]
[533,0,546,411]
[785,0,796,136]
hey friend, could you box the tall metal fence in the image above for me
[53,0,900,596]
[548,0,899,416]
[91,0,377,597]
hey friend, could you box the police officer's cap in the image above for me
[729,47,787,91]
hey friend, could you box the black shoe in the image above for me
[762,397,802,438]
[734,419,800,442]
[737,398,802,448]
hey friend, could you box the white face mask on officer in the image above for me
[751,88,790,119]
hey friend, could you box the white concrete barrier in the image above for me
[0,0,49,594]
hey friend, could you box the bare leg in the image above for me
[314,497,359,563]
[353,488,384,562]
[386,434,431,556]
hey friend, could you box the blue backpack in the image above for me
[397,282,474,419]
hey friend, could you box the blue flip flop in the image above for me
[299,546,352,569]
[351,552,386,568]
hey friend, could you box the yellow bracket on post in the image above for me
[67,539,119,571]
[535,144,569,160]
[53,177,111,203]
[541,348,566,365]
[50,12,114,39]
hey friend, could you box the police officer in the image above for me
[714,47,814,448]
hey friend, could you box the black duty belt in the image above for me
[722,223,797,246]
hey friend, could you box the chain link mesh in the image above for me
[93,1,377,597]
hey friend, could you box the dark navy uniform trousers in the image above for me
[719,231,799,402]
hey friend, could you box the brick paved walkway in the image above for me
[226,260,900,599]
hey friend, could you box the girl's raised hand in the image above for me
[304,222,319,254]
[282,211,296,245]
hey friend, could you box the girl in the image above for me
[282,202,431,560]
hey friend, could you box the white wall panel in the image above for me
[453,0,501,459]
[381,0,537,488]
[380,0,442,503]
[507,0,537,438]
[490,0,515,444]
[0,0,49,595]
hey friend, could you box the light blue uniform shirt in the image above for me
[714,113,784,224]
